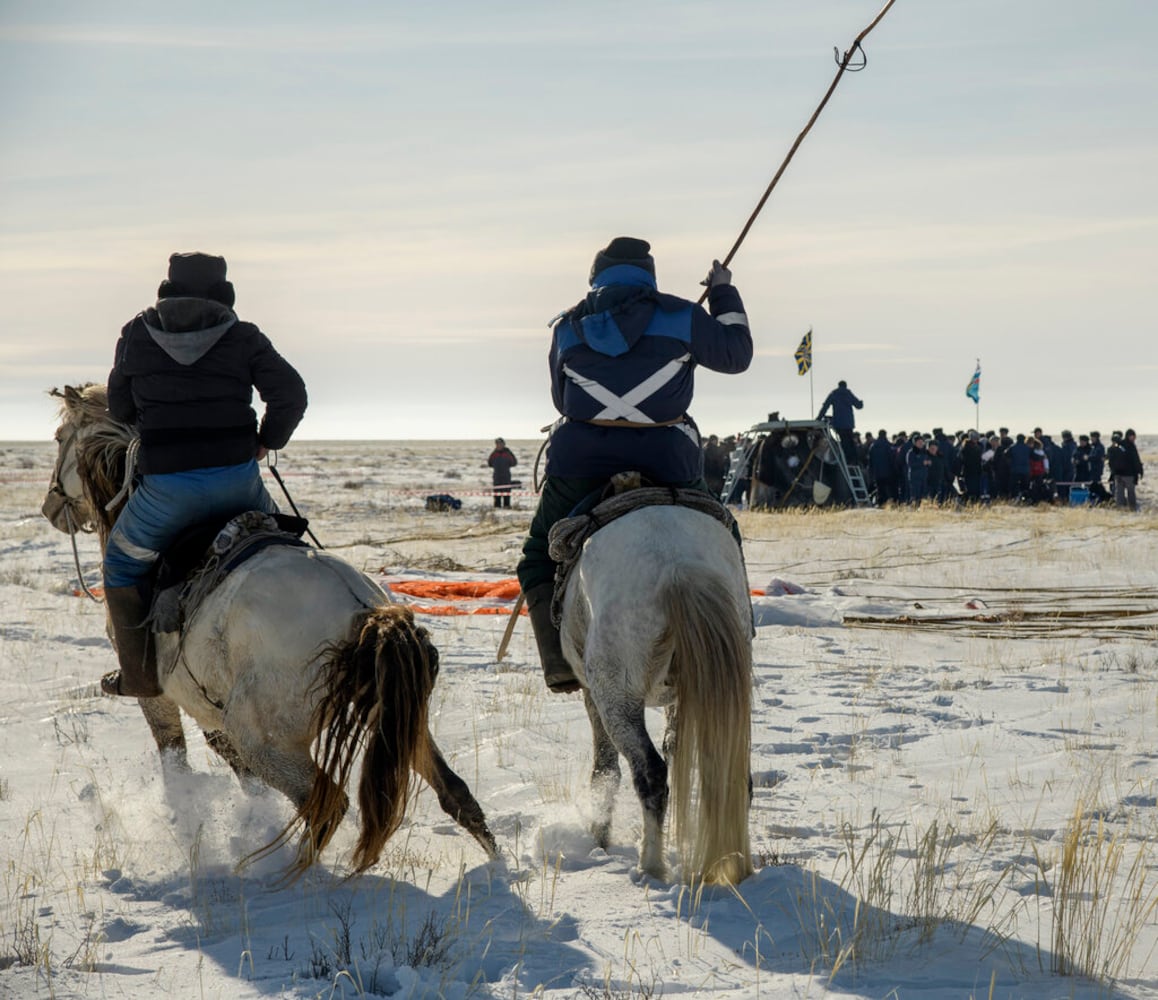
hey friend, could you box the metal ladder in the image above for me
[720,438,760,505]
[844,463,872,507]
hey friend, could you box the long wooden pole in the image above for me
[496,592,525,662]
[697,0,898,304]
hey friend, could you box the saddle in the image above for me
[147,511,309,633]
[546,472,737,627]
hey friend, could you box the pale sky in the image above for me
[2,1,1155,442]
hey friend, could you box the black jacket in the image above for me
[1122,439,1144,478]
[108,297,307,475]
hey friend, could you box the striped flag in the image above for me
[965,360,980,403]
[794,328,812,375]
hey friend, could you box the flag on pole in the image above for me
[794,328,812,375]
[965,360,980,403]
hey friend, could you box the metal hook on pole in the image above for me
[697,0,897,304]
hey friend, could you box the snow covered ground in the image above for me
[2,437,1156,1000]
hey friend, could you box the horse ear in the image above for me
[64,385,81,404]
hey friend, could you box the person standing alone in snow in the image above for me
[487,438,518,508]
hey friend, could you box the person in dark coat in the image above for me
[868,429,895,505]
[1074,435,1093,483]
[1089,431,1106,484]
[516,237,752,692]
[959,431,983,501]
[994,429,1013,498]
[1058,430,1076,501]
[1039,432,1064,502]
[892,431,911,503]
[926,439,949,502]
[487,438,518,508]
[1008,434,1031,501]
[103,251,308,698]
[906,435,931,505]
[1110,429,1144,510]
[702,434,729,498]
[817,380,863,466]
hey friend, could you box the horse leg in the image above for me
[203,729,258,787]
[138,695,189,772]
[231,729,347,867]
[591,691,668,879]
[414,735,497,857]
[584,690,621,850]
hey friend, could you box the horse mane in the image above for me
[54,382,134,543]
[54,381,110,424]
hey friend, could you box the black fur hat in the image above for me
[589,237,655,285]
[158,252,236,307]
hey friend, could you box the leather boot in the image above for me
[100,585,163,698]
[524,583,580,694]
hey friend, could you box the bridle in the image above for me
[44,417,131,604]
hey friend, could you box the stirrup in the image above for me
[100,669,161,698]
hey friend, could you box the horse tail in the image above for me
[665,572,754,885]
[302,603,436,875]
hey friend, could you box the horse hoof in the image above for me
[547,677,582,694]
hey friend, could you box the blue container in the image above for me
[1069,486,1090,506]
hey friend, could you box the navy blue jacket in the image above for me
[817,386,863,430]
[868,437,894,480]
[1090,440,1106,481]
[546,266,752,481]
[907,445,931,483]
[108,297,307,475]
[1008,441,1031,476]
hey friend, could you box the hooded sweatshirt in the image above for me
[107,297,307,474]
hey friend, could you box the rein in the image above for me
[104,436,140,512]
[64,505,104,603]
[266,451,324,549]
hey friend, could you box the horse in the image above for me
[42,384,496,878]
[557,501,754,885]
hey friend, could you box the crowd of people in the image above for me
[702,425,1146,510]
[854,426,1144,509]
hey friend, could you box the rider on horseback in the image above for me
[517,237,753,693]
[100,252,307,698]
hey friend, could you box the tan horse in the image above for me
[558,503,754,885]
[43,384,496,878]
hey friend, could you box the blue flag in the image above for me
[965,361,980,404]
[794,328,812,376]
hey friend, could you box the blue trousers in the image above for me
[104,461,276,587]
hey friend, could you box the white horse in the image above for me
[43,384,496,878]
[558,503,754,885]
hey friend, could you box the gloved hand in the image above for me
[701,259,732,288]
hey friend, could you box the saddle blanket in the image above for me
[150,511,308,633]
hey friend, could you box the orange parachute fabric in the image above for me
[385,577,527,616]
[388,579,522,601]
